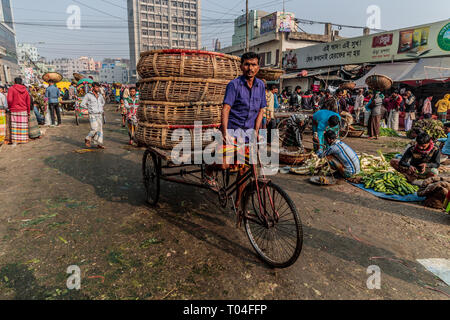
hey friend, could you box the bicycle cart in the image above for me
[60,100,76,113]
[142,145,304,268]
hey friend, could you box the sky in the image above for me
[11,0,450,61]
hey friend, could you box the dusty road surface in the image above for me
[0,105,449,300]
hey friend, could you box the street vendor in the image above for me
[204,51,266,214]
[123,87,139,146]
[312,108,340,152]
[81,82,106,149]
[283,114,309,152]
[319,130,360,178]
[390,132,440,183]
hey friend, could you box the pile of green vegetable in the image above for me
[379,127,401,137]
[407,119,446,140]
[382,152,400,162]
[362,172,419,195]
[358,151,418,195]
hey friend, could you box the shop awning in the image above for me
[354,62,417,88]
[314,75,343,81]
[398,56,450,82]
[280,67,340,79]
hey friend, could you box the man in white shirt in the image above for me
[354,89,364,124]
[81,82,106,149]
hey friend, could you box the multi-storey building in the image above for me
[0,0,19,84]
[99,62,129,84]
[127,0,201,82]
[49,57,100,80]
[17,43,39,64]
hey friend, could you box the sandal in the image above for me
[85,139,91,148]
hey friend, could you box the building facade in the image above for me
[49,56,100,80]
[231,10,269,46]
[17,43,39,64]
[127,0,202,82]
[0,0,19,84]
[99,62,129,84]
[221,11,340,68]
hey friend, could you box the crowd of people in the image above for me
[275,86,450,140]
[0,77,139,149]
[272,84,450,182]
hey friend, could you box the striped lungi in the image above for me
[0,110,5,144]
[28,112,41,139]
[10,111,29,144]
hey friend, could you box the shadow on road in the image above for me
[278,175,450,225]
[44,138,144,206]
[0,263,88,300]
[302,226,439,287]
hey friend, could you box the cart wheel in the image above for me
[75,112,79,126]
[242,180,303,268]
[142,150,160,206]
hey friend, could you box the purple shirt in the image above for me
[223,76,267,131]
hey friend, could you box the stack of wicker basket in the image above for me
[135,49,241,149]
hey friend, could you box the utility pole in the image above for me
[245,0,249,52]
[279,0,286,90]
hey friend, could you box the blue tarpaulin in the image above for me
[351,183,425,202]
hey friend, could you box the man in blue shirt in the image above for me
[205,52,266,213]
[320,130,360,178]
[45,80,61,126]
[222,52,266,142]
[312,109,341,152]
[438,122,450,156]
[271,85,280,110]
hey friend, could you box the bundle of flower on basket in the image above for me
[136,49,241,149]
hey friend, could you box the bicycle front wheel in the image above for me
[242,181,303,268]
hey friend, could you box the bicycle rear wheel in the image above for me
[242,180,303,268]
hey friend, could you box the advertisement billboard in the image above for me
[260,13,277,34]
[283,19,450,70]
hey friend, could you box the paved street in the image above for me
[0,105,449,300]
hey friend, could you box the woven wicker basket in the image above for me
[256,67,284,81]
[135,122,221,150]
[73,73,84,81]
[365,74,393,91]
[347,129,365,138]
[138,77,229,102]
[138,101,222,125]
[340,82,356,90]
[279,149,313,165]
[137,49,241,80]
[43,72,63,83]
